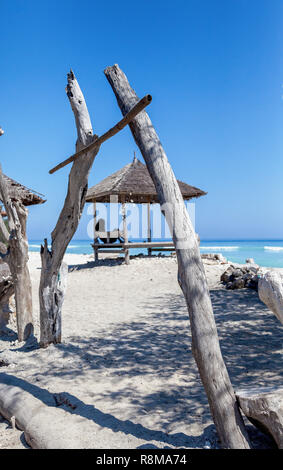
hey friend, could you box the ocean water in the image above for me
[28,239,283,268]
[199,240,283,268]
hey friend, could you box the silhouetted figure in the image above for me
[95,218,125,244]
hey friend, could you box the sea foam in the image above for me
[199,246,239,251]
[264,246,283,251]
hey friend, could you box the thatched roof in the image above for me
[1,174,46,206]
[86,157,207,204]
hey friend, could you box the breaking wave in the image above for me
[199,246,239,251]
[264,246,283,251]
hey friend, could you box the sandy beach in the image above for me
[0,252,282,449]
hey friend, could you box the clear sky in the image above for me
[1,0,283,240]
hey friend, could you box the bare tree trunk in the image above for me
[104,64,251,449]
[39,71,99,347]
[0,170,33,341]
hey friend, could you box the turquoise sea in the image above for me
[28,239,283,268]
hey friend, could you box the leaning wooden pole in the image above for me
[39,70,99,347]
[104,64,251,449]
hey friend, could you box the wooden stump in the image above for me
[39,251,68,347]
[236,387,283,448]
[258,271,283,325]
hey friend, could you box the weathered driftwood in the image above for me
[104,64,251,449]
[0,373,92,448]
[39,70,98,347]
[0,215,9,243]
[0,263,14,328]
[49,94,152,174]
[0,169,33,341]
[258,271,283,325]
[236,386,283,448]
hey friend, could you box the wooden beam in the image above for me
[150,248,175,252]
[92,241,174,249]
[96,249,124,254]
[49,94,152,174]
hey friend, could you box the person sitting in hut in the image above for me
[95,218,125,244]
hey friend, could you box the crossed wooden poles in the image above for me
[1,68,251,449]
[49,94,152,174]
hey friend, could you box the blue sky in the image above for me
[1,0,283,240]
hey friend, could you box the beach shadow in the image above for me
[2,276,282,448]
[209,288,283,389]
[0,372,219,448]
[68,253,172,271]
[68,258,124,271]
[0,326,17,342]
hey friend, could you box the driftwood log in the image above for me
[104,64,251,449]
[0,169,33,341]
[39,71,99,347]
[236,387,283,448]
[258,271,283,325]
[0,373,94,448]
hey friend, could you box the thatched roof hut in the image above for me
[86,157,206,264]
[1,174,46,207]
[86,157,206,204]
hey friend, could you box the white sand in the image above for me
[0,252,282,449]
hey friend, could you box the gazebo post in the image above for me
[93,201,98,261]
[147,197,152,256]
[121,196,130,265]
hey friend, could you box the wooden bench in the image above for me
[92,240,175,263]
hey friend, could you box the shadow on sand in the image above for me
[1,286,281,448]
[1,372,219,448]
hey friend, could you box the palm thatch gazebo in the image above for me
[86,156,206,263]
[1,174,46,207]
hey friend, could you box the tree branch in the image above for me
[49,94,152,174]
